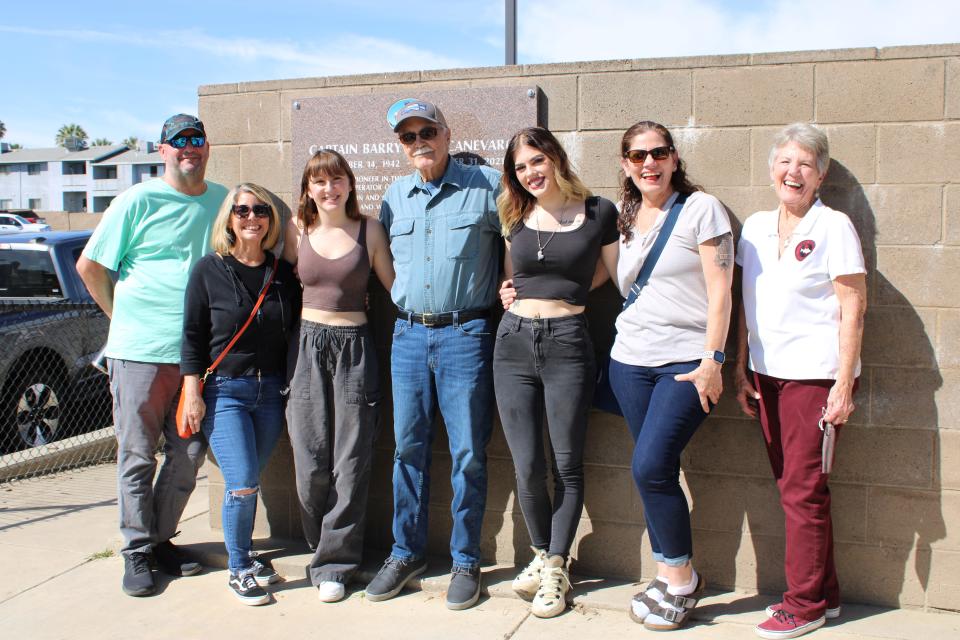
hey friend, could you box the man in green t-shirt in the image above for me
[78,114,228,597]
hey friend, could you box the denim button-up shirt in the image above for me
[380,158,503,314]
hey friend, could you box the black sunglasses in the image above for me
[167,135,206,149]
[398,126,440,145]
[232,204,271,218]
[624,146,674,163]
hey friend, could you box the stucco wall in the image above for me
[198,43,960,612]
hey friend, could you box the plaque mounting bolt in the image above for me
[293,101,301,110]
[527,89,535,98]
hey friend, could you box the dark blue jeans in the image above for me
[389,314,494,569]
[609,358,708,566]
[201,374,284,574]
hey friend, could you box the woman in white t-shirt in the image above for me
[610,121,733,631]
[735,123,867,640]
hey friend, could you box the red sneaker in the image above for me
[755,609,825,639]
[765,602,841,620]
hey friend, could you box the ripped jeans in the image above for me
[201,374,284,575]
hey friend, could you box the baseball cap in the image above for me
[387,98,447,132]
[160,114,206,143]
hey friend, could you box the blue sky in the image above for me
[2,0,957,148]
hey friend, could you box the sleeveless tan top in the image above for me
[298,218,369,312]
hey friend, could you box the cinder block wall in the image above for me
[198,43,960,612]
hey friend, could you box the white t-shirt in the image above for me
[736,199,865,380]
[611,191,732,367]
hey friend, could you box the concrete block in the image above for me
[948,59,960,119]
[866,487,953,550]
[582,464,642,526]
[871,367,946,430]
[832,483,870,544]
[632,53,751,71]
[838,541,928,608]
[936,371,960,430]
[709,187,778,226]
[938,431,960,491]
[865,185,944,245]
[685,473,781,535]
[937,310,960,369]
[672,127,752,187]
[238,78,324,93]
[570,519,644,579]
[579,70,692,130]
[325,70,422,87]
[581,411,633,469]
[522,59,633,76]
[877,246,960,308]
[203,145,242,195]
[832,425,935,489]
[694,65,813,126]
[199,82,238,96]
[422,65,516,81]
[691,528,785,592]
[239,142,291,194]
[484,456,520,516]
[482,510,530,565]
[817,59,944,123]
[927,549,960,610]
[877,123,960,184]
[862,306,937,368]
[573,131,624,191]
[878,43,960,59]
[945,185,960,245]
[199,92,281,145]
[681,418,771,479]
[751,47,877,65]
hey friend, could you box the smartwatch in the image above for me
[702,350,725,364]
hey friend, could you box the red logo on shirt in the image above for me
[795,239,815,261]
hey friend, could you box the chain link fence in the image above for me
[0,300,116,483]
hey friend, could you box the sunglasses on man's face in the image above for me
[167,135,207,149]
[624,146,674,164]
[232,204,271,219]
[398,126,440,145]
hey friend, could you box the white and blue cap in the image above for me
[387,98,447,132]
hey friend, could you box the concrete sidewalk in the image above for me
[1,463,958,640]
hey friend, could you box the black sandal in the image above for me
[629,578,668,624]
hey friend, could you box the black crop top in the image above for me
[508,196,619,306]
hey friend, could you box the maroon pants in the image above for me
[753,372,853,620]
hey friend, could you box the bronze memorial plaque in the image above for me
[290,86,540,216]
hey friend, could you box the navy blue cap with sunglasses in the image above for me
[159,113,206,146]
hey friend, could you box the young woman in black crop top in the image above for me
[493,127,619,618]
[281,150,394,602]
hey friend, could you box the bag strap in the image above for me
[202,254,280,383]
[622,192,688,311]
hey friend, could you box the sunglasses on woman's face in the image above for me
[624,146,674,163]
[232,204,271,219]
[398,126,440,145]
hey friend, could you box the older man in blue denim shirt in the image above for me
[365,99,501,610]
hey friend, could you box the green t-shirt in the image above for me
[83,178,229,363]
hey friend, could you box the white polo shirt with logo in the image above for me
[736,199,865,380]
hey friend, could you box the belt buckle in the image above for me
[421,312,436,327]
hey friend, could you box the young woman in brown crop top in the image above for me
[282,150,394,603]
[494,127,619,618]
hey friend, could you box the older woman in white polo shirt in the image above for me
[735,123,867,640]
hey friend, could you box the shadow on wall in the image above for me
[685,160,945,611]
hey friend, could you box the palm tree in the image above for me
[91,137,113,146]
[8,143,21,150]
[122,136,139,149]
[56,124,89,148]
[0,120,6,140]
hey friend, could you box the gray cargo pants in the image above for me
[109,359,207,556]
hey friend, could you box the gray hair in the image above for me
[768,123,830,175]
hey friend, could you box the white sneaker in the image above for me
[531,555,571,618]
[512,547,547,600]
[318,581,346,603]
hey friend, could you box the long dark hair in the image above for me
[297,149,361,229]
[497,127,591,237]
[618,121,701,241]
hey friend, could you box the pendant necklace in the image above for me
[535,200,569,262]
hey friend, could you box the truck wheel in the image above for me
[10,374,65,450]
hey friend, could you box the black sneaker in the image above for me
[364,556,427,602]
[154,539,202,577]
[446,565,481,610]
[249,554,281,587]
[122,551,155,597]
[228,572,270,606]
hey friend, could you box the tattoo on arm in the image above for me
[709,232,734,270]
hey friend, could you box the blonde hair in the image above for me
[210,183,282,256]
[497,127,592,237]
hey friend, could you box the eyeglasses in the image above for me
[398,126,440,145]
[167,135,206,149]
[624,146,674,163]
[231,204,271,218]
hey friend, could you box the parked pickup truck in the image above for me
[0,231,111,452]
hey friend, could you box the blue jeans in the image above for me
[609,358,708,566]
[201,374,284,574]
[390,315,494,569]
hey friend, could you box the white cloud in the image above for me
[517,0,960,62]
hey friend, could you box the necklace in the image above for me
[535,200,571,262]
[778,209,803,252]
